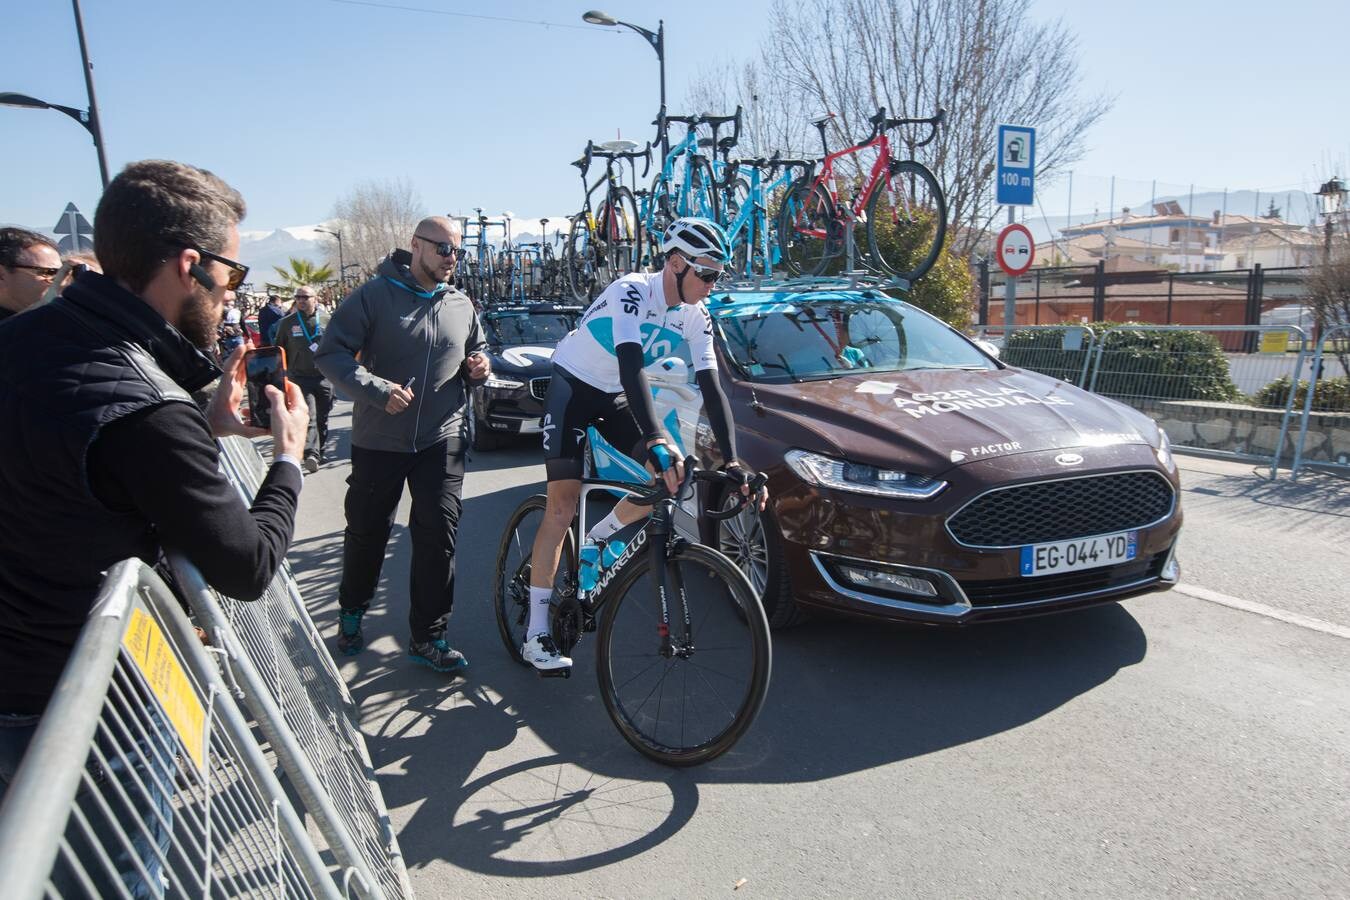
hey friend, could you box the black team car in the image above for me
[469,303,580,450]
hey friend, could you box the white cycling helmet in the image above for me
[661,217,731,264]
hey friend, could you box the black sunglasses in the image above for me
[680,254,724,284]
[192,248,250,291]
[10,264,61,279]
[414,234,464,260]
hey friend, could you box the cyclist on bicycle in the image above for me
[524,217,766,672]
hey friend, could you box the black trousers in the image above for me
[337,438,466,643]
[291,374,333,460]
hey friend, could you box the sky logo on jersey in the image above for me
[585,319,688,367]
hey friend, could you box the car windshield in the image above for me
[713,296,995,383]
[485,312,573,346]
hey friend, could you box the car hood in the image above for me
[741,367,1156,473]
[488,344,556,377]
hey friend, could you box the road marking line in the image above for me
[1172,583,1350,640]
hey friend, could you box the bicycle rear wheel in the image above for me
[609,185,641,275]
[494,495,578,665]
[565,213,598,303]
[596,542,771,766]
[864,159,946,282]
[777,177,838,276]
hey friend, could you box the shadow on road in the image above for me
[290,418,1149,879]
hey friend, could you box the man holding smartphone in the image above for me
[0,160,310,888]
[273,287,332,471]
[316,215,489,674]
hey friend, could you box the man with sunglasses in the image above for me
[274,287,333,471]
[0,227,61,323]
[0,160,310,890]
[316,215,489,675]
[523,217,767,672]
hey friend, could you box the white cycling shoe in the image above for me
[522,633,573,671]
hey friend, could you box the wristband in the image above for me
[648,443,674,471]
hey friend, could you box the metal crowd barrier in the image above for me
[180,435,414,900]
[0,434,415,898]
[973,324,1099,387]
[1290,324,1350,480]
[0,560,340,899]
[982,323,1313,478]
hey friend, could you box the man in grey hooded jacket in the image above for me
[315,215,489,673]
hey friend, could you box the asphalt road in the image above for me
[288,402,1350,898]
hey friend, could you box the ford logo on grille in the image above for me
[1055,452,1084,466]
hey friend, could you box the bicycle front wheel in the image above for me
[777,178,838,276]
[494,495,577,665]
[864,159,947,282]
[564,213,598,303]
[596,542,771,766]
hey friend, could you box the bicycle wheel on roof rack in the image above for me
[864,159,946,282]
[777,177,840,277]
[565,213,599,303]
[607,186,642,276]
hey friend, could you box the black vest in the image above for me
[0,271,221,712]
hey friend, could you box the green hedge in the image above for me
[1003,323,1244,401]
[1253,375,1350,411]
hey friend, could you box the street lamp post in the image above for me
[582,10,667,160]
[315,227,345,288]
[1315,176,1345,265]
[0,0,110,188]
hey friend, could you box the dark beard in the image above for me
[179,283,221,351]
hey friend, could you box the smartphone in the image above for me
[245,346,287,428]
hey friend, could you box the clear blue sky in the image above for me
[4,0,1347,232]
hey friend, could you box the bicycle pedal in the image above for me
[539,667,572,679]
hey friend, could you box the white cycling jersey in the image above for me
[551,271,717,393]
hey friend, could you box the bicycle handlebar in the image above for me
[867,105,946,147]
[578,140,654,178]
[624,455,768,519]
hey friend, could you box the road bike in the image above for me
[493,431,772,766]
[714,150,813,278]
[464,208,511,304]
[642,108,741,266]
[778,106,947,281]
[565,140,650,303]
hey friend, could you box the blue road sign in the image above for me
[996,124,1035,207]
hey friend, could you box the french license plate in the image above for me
[1020,531,1137,577]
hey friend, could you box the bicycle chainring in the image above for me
[551,594,584,655]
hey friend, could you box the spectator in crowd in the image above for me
[257,291,288,345]
[219,295,246,357]
[0,158,309,788]
[315,216,489,674]
[39,250,104,306]
[273,286,333,471]
[0,226,61,322]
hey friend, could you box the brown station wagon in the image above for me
[653,284,1182,628]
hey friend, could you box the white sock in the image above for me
[587,510,625,543]
[527,586,552,640]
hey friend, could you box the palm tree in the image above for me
[272,257,334,289]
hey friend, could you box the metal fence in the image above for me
[0,560,341,900]
[979,263,1316,332]
[0,436,414,898]
[981,323,1313,477]
[179,435,414,900]
[1290,324,1350,479]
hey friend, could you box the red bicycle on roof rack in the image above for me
[778,106,947,282]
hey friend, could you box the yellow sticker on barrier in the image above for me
[1260,331,1289,354]
[122,607,206,772]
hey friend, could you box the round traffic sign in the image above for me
[995,223,1035,277]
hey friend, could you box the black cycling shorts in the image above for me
[541,365,644,482]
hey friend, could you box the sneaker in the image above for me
[303,453,319,473]
[408,638,469,673]
[337,609,365,656]
[521,633,572,671]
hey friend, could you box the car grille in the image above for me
[947,471,1175,547]
[529,377,550,401]
[959,552,1168,607]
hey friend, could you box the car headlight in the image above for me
[784,449,946,500]
[484,375,525,390]
[1155,428,1175,471]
